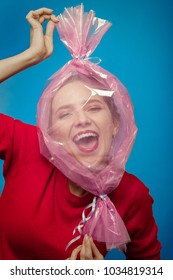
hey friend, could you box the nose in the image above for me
[74,109,91,127]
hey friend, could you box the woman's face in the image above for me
[51,80,119,168]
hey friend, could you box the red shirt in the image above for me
[0,114,161,259]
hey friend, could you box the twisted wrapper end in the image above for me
[66,194,130,252]
[55,4,111,59]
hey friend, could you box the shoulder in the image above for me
[109,172,161,259]
[0,113,37,140]
[109,171,153,219]
[120,171,147,189]
[0,113,40,163]
[0,113,36,132]
[112,171,151,202]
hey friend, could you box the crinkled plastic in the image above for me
[37,4,137,251]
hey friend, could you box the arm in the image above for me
[0,7,58,83]
[125,183,161,260]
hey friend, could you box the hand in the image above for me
[68,235,104,260]
[26,7,59,64]
[0,7,59,83]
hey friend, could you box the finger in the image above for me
[69,245,82,260]
[80,244,86,260]
[50,14,59,23]
[26,10,42,29]
[80,235,93,260]
[32,7,54,16]
[39,15,53,24]
[45,20,55,38]
[39,14,59,24]
[90,237,104,260]
[26,8,54,28]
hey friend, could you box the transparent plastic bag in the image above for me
[37,4,137,251]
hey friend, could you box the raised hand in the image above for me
[68,235,104,260]
[26,7,59,64]
[0,7,59,83]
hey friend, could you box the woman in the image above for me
[0,8,161,260]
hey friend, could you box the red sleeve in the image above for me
[0,114,15,177]
[0,113,40,179]
[125,178,161,260]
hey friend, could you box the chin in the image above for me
[78,156,109,172]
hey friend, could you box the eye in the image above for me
[87,106,102,112]
[58,112,73,119]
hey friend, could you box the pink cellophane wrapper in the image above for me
[37,4,137,251]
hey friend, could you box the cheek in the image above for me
[50,121,70,142]
[104,111,119,137]
[100,114,115,133]
[100,120,115,146]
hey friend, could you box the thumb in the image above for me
[45,20,55,38]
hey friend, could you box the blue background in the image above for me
[0,0,172,260]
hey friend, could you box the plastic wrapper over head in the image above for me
[37,4,137,251]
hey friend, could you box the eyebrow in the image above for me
[55,98,104,114]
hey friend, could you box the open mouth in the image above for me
[73,131,99,153]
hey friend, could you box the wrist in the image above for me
[22,49,44,67]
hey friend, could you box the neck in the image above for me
[68,180,88,197]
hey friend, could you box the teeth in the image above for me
[74,132,97,142]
